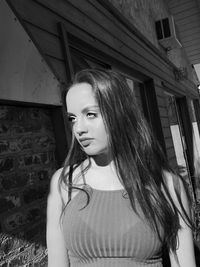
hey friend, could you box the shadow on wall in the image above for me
[0,105,57,267]
[195,242,200,267]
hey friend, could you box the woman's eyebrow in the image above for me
[67,105,99,116]
[67,112,75,116]
[82,105,99,112]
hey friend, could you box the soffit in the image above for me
[167,0,200,65]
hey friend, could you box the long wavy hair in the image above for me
[60,68,193,253]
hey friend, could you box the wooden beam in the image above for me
[59,22,74,81]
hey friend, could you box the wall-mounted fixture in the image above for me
[155,16,182,50]
[174,67,188,81]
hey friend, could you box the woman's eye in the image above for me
[68,116,76,123]
[87,113,97,118]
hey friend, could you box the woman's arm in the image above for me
[46,168,70,267]
[165,172,196,267]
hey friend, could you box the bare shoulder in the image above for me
[48,167,69,205]
[49,168,63,191]
[49,163,86,204]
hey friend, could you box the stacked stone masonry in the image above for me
[0,105,57,266]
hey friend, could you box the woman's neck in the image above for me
[85,157,123,190]
[90,155,114,169]
[91,152,113,167]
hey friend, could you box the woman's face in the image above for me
[66,82,109,157]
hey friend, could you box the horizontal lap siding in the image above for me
[7,0,67,83]
[23,23,67,83]
[158,107,168,117]
[34,0,179,82]
[165,137,175,149]
[8,0,148,82]
[8,0,162,80]
[7,0,198,98]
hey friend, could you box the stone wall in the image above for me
[0,105,57,266]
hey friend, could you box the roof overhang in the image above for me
[167,0,200,65]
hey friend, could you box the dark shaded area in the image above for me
[195,241,200,266]
[0,105,58,266]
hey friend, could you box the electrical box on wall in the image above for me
[155,16,182,50]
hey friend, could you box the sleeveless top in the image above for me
[62,185,164,267]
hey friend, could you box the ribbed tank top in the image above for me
[62,185,163,267]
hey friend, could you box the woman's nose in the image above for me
[75,118,88,135]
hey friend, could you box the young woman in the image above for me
[46,69,196,267]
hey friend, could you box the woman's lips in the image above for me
[79,138,93,147]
